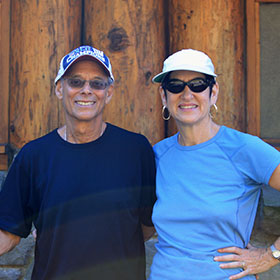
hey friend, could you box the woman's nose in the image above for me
[181,86,193,99]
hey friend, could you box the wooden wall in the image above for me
[0,0,10,169]
[167,0,246,135]
[84,0,166,143]
[9,0,82,148]
[0,0,246,169]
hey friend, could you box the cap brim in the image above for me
[152,72,169,83]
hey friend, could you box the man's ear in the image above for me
[105,84,114,104]
[159,86,167,107]
[55,81,63,100]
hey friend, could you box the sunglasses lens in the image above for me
[66,78,108,90]
[165,81,185,93]
[165,78,210,94]
[89,80,108,90]
[188,79,209,93]
[67,78,85,88]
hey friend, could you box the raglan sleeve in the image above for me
[234,135,280,185]
[0,149,34,238]
[139,136,157,226]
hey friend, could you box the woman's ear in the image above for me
[210,81,219,106]
[55,81,63,100]
[159,86,167,107]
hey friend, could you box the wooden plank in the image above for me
[84,0,166,145]
[263,139,280,152]
[0,0,10,144]
[9,0,82,149]
[0,0,10,170]
[263,139,280,145]
[246,0,260,136]
[255,3,261,136]
[167,0,246,136]
[0,154,8,170]
[256,0,280,3]
[0,145,6,154]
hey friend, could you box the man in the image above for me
[0,46,156,280]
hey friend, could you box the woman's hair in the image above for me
[205,74,216,96]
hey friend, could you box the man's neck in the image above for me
[58,119,106,144]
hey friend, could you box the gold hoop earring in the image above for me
[209,104,218,119]
[162,106,170,120]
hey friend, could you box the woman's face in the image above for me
[160,70,219,127]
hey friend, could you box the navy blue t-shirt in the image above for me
[0,123,156,280]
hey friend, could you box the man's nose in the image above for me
[81,81,93,93]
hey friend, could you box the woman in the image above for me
[149,49,280,280]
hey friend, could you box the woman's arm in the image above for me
[268,163,280,191]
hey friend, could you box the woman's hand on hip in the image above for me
[214,243,278,279]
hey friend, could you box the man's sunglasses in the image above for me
[163,78,213,94]
[64,77,109,90]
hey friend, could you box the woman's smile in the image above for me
[178,103,198,110]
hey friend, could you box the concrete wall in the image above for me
[0,172,279,279]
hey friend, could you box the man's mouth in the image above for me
[76,101,95,106]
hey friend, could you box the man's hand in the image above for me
[214,244,279,280]
[141,225,155,241]
[0,229,20,255]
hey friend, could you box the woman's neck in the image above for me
[177,120,220,146]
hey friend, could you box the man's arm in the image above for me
[142,224,156,242]
[0,229,20,255]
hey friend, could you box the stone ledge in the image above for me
[0,268,22,280]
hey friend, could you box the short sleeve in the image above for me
[233,136,280,185]
[0,151,33,237]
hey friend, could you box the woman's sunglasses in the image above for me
[64,77,109,90]
[163,78,212,94]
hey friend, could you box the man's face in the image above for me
[55,59,113,123]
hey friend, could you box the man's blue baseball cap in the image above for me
[55,45,114,84]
